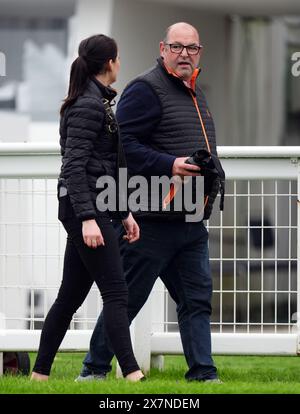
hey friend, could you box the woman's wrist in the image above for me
[82,219,96,224]
[122,212,132,221]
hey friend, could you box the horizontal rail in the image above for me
[151,333,300,355]
[0,330,298,355]
[0,143,300,158]
[0,145,299,179]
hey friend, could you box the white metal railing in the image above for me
[0,144,299,373]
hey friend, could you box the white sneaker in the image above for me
[75,373,106,382]
[203,378,223,384]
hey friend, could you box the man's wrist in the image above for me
[159,154,177,177]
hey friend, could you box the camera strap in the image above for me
[189,90,225,211]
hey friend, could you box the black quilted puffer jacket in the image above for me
[58,78,121,221]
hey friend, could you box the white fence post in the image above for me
[116,299,152,378]
[0,313,5,375]
[297,160,300,352]
[150,279,165,371]
[132,299,152,374]
[151,355,165,371]
[0,353,3,376]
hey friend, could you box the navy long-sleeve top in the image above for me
[116,81,176,178]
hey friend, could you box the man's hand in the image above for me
[122,213,140,243]
[172,157,201,178]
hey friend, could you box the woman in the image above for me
[31,34,144,382]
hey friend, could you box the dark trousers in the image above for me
[32,214,140,377]
[81,219,217,380]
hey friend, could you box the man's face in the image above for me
[160,27,202,81]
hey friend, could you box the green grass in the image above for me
[1,353,300,394]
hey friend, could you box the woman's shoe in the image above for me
[125,370,145,382]
[31,372,49,381]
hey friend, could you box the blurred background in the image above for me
[0,0,299,336]
[0,0,299,145]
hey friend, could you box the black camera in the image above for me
[185,149,218,173]
[185,149,225,219]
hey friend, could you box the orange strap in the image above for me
[202,195,209,215]
[163,69,211,210]
[163,183,176,210]
[189,91,211,154]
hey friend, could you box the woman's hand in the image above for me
[122,213,140,243]
[82,219,105,249]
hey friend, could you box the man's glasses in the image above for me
[165,43,203,56]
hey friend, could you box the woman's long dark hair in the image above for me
[60,34,118,115]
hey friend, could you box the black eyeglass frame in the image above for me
[164,43,203,55]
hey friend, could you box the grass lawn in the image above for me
[1,353,300,394]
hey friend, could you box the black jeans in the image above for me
[32,214,140,377]
[81,219,217,380]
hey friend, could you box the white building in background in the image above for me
[0,0,299,145]
[0,0,299,331]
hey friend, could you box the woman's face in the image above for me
[108,54,120,84]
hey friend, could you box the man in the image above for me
[77,22,220,382]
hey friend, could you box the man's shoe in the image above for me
[187,376,223,384]
[203,378,223,384]
[75,373,106,382]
